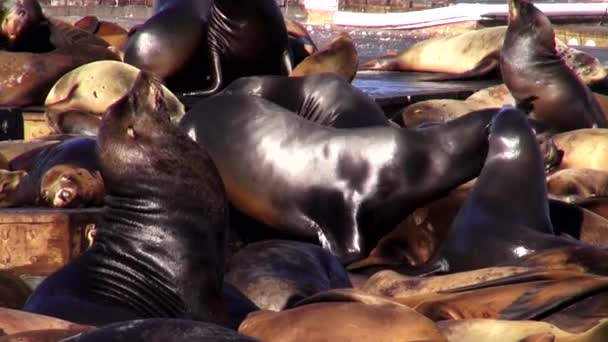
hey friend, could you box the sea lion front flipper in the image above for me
[179,51,223,97]
[420,55,499,82]
[282,49,293,75]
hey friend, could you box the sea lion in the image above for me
[0,308,91,335]
[72,16,128,53]
[222,73,389,128]
[542,291,608,333]
[23,72,229,326]
[238,301,447,342]
[500,0,607,132]
[285,19,316,66]
[61,319,260,342]
[0,46,119,106]
[45,60,185,136]
[402,273,608,321]
[360,26,505,79]
[360,24,606,85]
[547,168,608,203]
[550,129,608,171]
[0,170,27,207]
[2,137,102,208]
[290,32,358,82]
[577,197,608,221]
[225,240,351,311]
[180,97,495,264]
[178,0,292,96]
[0,272,31,309]
[437,318,608,342]
[431,106,587,273]
[517,245,608,276]
[122,0,212,92]
[0,329,91,342]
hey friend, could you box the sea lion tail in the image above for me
[358,57,399,71]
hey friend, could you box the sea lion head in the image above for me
[0,170,27,207]
[0,0,44,44]
[97,70,178,187]
[40,164,105,208]
[507,0,555,52]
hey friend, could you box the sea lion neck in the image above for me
[475,108,553,234]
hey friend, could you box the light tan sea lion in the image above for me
[45,61,185,136]
[551,129,608,171]
[437,318,608,342]
[0,308,91,335]
[239,301,447,342]
[290,31,358,82]
[547,168,608,203]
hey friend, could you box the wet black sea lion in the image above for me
[23,72,229,326]
[179,0,292,96]
[433,107,585,273]
[500,0,607,132]
[122,0,212,92]
[180,97,495,264]
[225,240,351,311]
[222,73,389,128]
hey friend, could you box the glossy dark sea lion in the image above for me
[122,0,212,92]
[179,0,292,96]
[61,319,260,342]
[500,0,607,132]
[225,240,351,311]
[2,137,102,208]
[222,73,389,128]
[181,98,495,264]
[0,0,47,51]
[290,32,358,82]
[432,107,585,273]
[23,72,229,326]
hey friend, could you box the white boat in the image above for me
[303,1,608,29]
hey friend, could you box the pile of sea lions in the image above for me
[4,0,608,340]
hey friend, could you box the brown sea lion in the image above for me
[0,308,91,335]
[517,245,608,276]
[45,60,184,136]
[0,328,91,342]
[24,72,229,326]
[285,19,316,66]
[72,16,128,53]
[0,46,119,107]
[403,273,608,321]
[238,301,447,342]
[290,32,358,82]
[437,318,608,342]
[39,164,104,208]
[60,319,259,342]
[547,168,608,203]
[225,240,351,311]
[0,170,27,207]
[551,129,608,171]
[0,272,31,309]
[2,137,101,208]
[501,0,607,131]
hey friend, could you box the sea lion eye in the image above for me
[127,126,136,139]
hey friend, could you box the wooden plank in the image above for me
[0,208,101,276]
[22,112,53,141]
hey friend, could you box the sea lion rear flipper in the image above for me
[420,57,499,82]
[72,16,101,34]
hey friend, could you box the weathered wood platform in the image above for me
[0,208,100,276]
